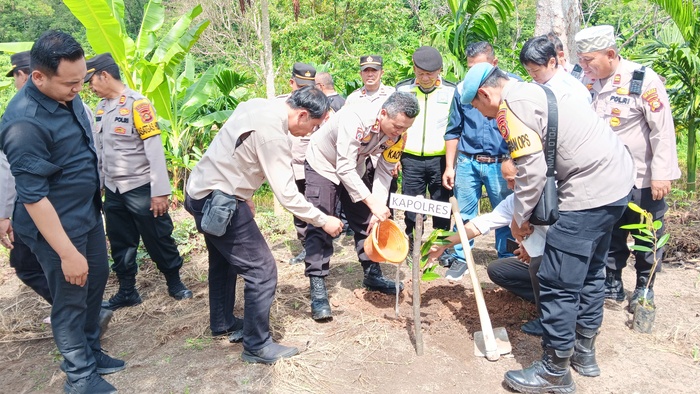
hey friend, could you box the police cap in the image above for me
[84,53,117,83]
[360,55,382,71]
[5,51,30,78]
[292,62,316,87]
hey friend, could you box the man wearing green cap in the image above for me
[85,53,192,310]
[575,25,680,310]
[396,46,458,246]
[461,61,635,393]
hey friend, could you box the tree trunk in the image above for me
[535,0,581,65]
[260,0,275,99]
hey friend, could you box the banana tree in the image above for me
[431,0,514,79]
[640,0,699,192]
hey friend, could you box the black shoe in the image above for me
[438,249,456,267]
[504,348,576,394]
[167,281,193,300]
[241,342,299,364]
[94,349,126,375]
[571,326,600,377]
[289,250,306,265]
[628,276,654,313]
[98,308,113,339]
[363,263,403,295]
[310,276,332,321]
[101,289,142,311]
[521,317,544,337]
[604,270,625,302]
[211,317,244,340]
[64,373,117,394]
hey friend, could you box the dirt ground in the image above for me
[0,208,699,394]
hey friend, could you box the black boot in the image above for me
[363,263,403,295]
[310,276,332,321]
[102,277,142,311]
[628,275,655,313]
[571,326,600,377]
[165,271,193,300]
[604,269,625,301]
[504,348,576,394]
[289,249,306,265]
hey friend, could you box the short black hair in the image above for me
[519,36,558,68]
[286,86,330,119]
[546,32,565,52]
[101,64,122,81]
[30,30,84,77]
[382,92,420,119]
[466,41,495,61]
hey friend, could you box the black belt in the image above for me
[461,153,509,163]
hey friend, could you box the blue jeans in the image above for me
[452,153,513,260]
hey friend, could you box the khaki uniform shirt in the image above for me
[345,83,395,113]
[582,58,680,188]
[186,98,328,228]
[497,81,635,225]
[306,103,405,205]
[93,87,170,197]
[277,94,309,181]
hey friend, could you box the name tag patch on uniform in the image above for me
[496,102,543,159]
[115,127,127,134]
[133,98,161,140]
[437,91,449,104]
[609,95,631,105]
[119,108,130,116]
[118,95,127,105]
[642,88,663,112]
[115,116,130,123]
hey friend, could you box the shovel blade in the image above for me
[473,327,512,358]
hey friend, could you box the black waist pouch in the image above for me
[201,190,238,237]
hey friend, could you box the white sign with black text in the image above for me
[389,193,451,219]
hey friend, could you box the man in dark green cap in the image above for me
[5,51,31,89]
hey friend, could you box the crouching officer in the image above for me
[85,53,192,310]
[461,63,635,393]
[575,25,681,308]
[303,92,420,320]
[185,87,344,363]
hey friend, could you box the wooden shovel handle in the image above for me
[449,197,500,361]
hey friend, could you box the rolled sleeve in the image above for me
[644,77,681,182]
[2,121,61,204]
[445,95,463,141]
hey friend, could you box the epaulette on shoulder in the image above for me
[396,78,415,89]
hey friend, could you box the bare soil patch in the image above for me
[0,208,699,393]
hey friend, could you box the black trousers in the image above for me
[607,187,667,279]
[22,222,109,383]
[538,199,628,351]
[104,184,182,280]
[9,233,53,304]
[400,153,452,236]
[292,179,307,246]
[185,193,276,351]
[487,256,541,305]
[304,162,375,277]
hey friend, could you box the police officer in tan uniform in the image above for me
[303,92,420,320]
[575,25,680,307]
[85,53,192,310]
[461,62,635,393]
[345,55,395,112]
[284,62,317,265]
[185,87,344,363]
